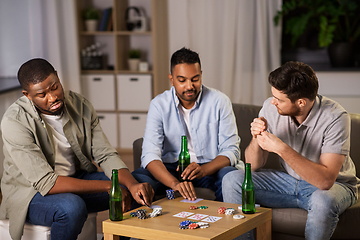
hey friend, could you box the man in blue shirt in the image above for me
[132,47,240,201]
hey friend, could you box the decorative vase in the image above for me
[128,59,140,71]
[85,20,98,31]
[328,42,354,68]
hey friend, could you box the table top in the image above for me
[103,197,272,240]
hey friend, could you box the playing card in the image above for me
[187,214,208,220]
[173,211,194,218]
[180,198,203,203]
[202,216,222,223]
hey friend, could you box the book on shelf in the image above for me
[99,7,112,31]
[107,10,113,31]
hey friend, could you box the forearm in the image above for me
[201,156,231,176]
[48,176,111,195]
[146,160,179,189]
[276,145,343,190]
[245,137,268,170]
[117,168,141,192]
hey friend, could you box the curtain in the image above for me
[28,0,81,92]
[168,0,282,105]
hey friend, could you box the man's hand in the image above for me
[128,182,154,208]
[256,131,285,154]
[250,117,267,138]
[119,185,133,212]
[172,181,197,201]
[177,162,205,181]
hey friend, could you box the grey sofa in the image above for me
[132,103,360,239]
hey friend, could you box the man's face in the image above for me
[169,63,202,109]
[23,72,65,115]
[270,87,300,116]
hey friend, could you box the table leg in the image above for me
[104,233,120,240]
[256,219,271,240]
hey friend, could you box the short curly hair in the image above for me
[17,58,56,91]
[170,47,201,74]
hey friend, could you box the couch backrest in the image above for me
[232,103,360,177]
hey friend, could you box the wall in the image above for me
[317,72,360,114]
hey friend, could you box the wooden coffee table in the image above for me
[103,197,271,240]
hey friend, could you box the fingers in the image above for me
[174,182,196,201]
[250,117,267,137]
[181,163,203,180]
[132,183,155,207]
[120,186,132,212]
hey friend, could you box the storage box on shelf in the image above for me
[76,0,169,152]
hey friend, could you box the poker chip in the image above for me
[225,208,235,215]
[189,206,198,210]
[218,207,226,214]
[179,220,192,227]
[148,207,162,218]
[233,214,245,219]
[198,206,208,209]
[130,212,137,217]
[166,189,175,200]
[137,209,147,219]
[197,222,210,229]
[188,223,199,229]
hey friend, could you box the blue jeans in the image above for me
[26,171,110,240]
[132,162,237,201]
[222,169,357,240]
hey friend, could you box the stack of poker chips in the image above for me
[225,208,235,215]
[148,207,163,218]
[217,207,227,214]
[179,221,210,229]
[137,209,147,219]
[166,189,175,199]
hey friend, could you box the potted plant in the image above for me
[128,49,141,71]
[82,7,100,31]
[274,0,360,67]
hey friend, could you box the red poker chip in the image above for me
[189,206,198,210]
[188,223,199,229]
[218,207,226,214]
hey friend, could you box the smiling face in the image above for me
[22,72,65,115]
[169,63,202,109]
[270,87,300,116]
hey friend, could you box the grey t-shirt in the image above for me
[259,95,359,197]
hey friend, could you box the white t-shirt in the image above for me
[41,112,77,176]
[179,105,198,163]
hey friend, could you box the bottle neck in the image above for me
[112,172,119,186]
[181,136,188,152]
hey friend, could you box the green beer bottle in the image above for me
[109,169,123,221]
[242,163,255,214]
[178,135,190,181]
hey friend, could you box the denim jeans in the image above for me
[222,169,357,240]
[26,171,110,240]
[132,162,237,201]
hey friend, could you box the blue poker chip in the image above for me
[130,212,137,217]
[166,189,175,200]
[179,220,192,227]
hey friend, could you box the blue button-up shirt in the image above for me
[141,85,240,168]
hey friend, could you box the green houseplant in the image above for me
[274,0,360,67]
[82,7,100,31]
[128,49,141,71]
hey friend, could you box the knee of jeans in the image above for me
[222,170,243,190]
[309,190,338,214]
[54,193,88,223]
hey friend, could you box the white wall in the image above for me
[317,72,360,114]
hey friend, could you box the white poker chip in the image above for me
[198,222,210,228]
[225,208,235,215]
[233,214,245,219]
